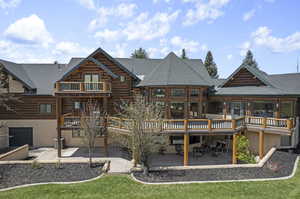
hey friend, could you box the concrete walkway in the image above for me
[29,147,133,174]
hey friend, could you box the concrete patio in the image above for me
[149,152,232,167]
[29,146,133,173]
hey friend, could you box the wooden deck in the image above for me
[60,115,295,135]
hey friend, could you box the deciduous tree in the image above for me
[80,100,107,167]
[111,95,167,174]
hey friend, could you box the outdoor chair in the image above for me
[175,144,183,156]
[192,146,203,158]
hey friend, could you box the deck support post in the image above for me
[183,133,189,166]
[103,97,108,114]
[56,97,62,158]
[104,136,108,157]
[232,133,237,164]
[259,131,264,159]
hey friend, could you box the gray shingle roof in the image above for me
[21,64,68,95]
[136,52,213,87]
[214,86,286,96]
[1,51,300,96]
[214,72,300,96]
[115,57,212,83]
[0,59,36,89]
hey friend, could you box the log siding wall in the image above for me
[223,68,266,87]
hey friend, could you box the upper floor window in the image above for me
[152,88,165,98]
[74,102,80,109]
[120,76,125,82]
[84,74,100,82]
[171,88,185,97]
[40,104,52,113]
[190,88,199,97]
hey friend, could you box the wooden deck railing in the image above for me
[55,81,111,93]
[61,115,295,133]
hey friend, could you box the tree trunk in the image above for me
[88,147,92,168]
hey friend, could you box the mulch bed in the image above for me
[133,151,298,183]
[0,163,103,189]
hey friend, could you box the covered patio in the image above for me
[149,151,232,167]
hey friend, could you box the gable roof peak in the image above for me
[137,51,213,87]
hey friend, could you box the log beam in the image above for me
[232,134,237,164]
[56,97,62,158]
[259,131,264,159]
[183,133,189,166]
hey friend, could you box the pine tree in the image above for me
[131,48,149,59]
[180,49,188,59]
[242,50,258,68]
[204,51,218,78]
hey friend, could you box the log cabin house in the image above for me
[0,47,299,166]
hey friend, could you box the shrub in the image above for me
[55,159,63,169]
[236,135,256,164]
[31,160,41,169]
[266,161,284,173]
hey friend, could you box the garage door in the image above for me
[9,127,33,147]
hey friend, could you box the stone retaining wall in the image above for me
[0,145,29,161]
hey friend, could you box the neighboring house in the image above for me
[0,48,299,166]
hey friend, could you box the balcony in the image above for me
[60,115,295,135]
[55,81,111,95]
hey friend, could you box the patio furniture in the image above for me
[175,144,183,156]
[192,146,204,157]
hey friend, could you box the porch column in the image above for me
[56,97,62,158]
[223,102,227,119]
[104,116,108,157]
[183,133,189,166]
[259,131,265,159]
[232,134,237,164]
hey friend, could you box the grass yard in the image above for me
[1,164,300,199]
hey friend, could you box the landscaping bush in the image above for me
[236,135,256,164]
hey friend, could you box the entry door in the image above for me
[84,74,100,91]
[9,127,33,147]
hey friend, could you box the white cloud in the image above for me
[243,9,255,21]
[147,46,170,58]
[170,36,201,52]
[0,0,21,9]
[89,3,137,30]
[251,26,300,53]
[78,0,95,10]
[110,43,128,57]
[116,3,137,17]
[53,41,91,55]
[183,0,230,25]
[240,41,252,56]
[123,11,180,41]
[4,14,54,48]
[153,0,172,3]
[0,40,55,63]
[94,29,121,41]
[227,54,233,60]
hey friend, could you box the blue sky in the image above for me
[0,0,300,78]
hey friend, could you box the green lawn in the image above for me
[1,165,300,199]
